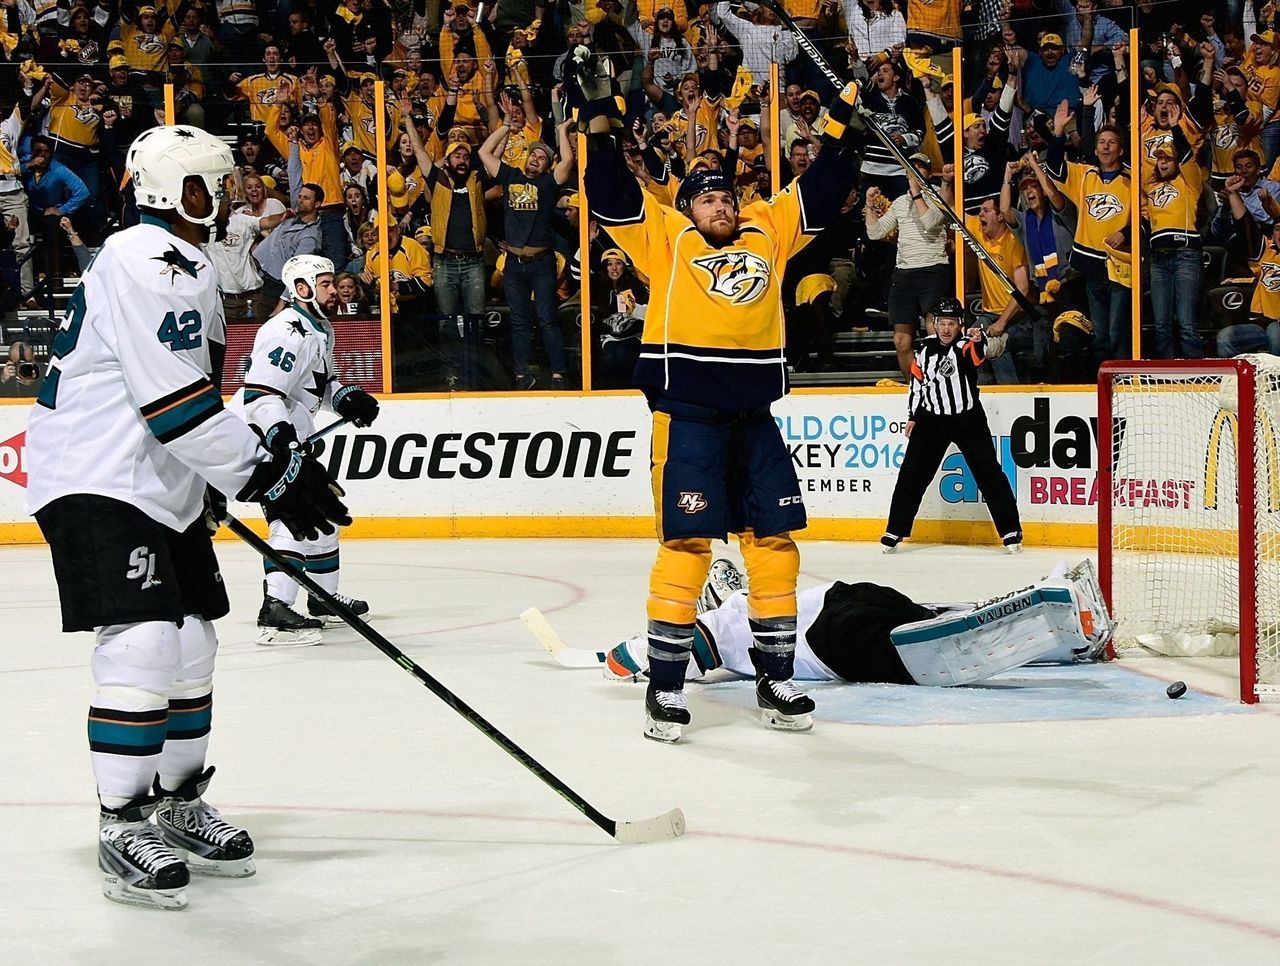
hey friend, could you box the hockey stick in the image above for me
[520,607,608,668]
[306,417,352,447]
[754,0,1041,321]
[225,516,686,845]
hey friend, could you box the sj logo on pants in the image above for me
[126,546,161,589]
[677,491,708,514]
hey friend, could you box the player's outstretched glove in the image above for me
[332,384,380,427]
[573,44,612,102]
[817,80,866,146]
[239,450,352,541]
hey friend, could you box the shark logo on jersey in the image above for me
[305,369,328,399]
[153,245,203,283]
[1084,192,1124,221]
[692,250,771,305]
[1260,263,1280,293]
[1148,183,1180,208]
[126,546,162,589]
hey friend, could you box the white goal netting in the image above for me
[1103,356,1280,699]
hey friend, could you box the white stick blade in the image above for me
[520,608,606,667]
[612,808,687,845]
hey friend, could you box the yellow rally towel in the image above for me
[725,66,754,110]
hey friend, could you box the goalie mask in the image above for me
[127,125,233,228]
[281,254,337,318]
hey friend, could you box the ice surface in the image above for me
[3,538,1279,965]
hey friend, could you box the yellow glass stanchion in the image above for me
[1129,27,1142,359]
[952,47,964,301]
[164,84,174,125]
[374,82,392,393]
[578,133,592,392]
[770,62,780,199]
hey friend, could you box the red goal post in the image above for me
[1098,358,1280,704]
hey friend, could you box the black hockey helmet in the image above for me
[676,169,737,213]
[931,296,965,322]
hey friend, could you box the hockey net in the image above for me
[1099,357,1280,703]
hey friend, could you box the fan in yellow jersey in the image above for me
[1046,99,1132,363]
[120,4,177,80]
[964,201,1033,383]
[227,43,301,144]
[1143,129,1205,359]
[290,115,350,269]
[580,47,863,742]
[42,71,101,193]
[324,39,403,158]
[906,0,962,52]
[1212,67,1264,191]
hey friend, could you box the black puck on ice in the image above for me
[1166,681,1188,699]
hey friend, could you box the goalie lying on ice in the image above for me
[599,560,1114,688]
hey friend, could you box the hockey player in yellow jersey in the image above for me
[579,47,863,742]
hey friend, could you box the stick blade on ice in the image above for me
[611,807,687,845]
[520,607,606,668]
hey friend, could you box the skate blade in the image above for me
[881,544,899,555]
[103,875,189,911]
[181,853,257,879]
[256,627,323,647]
[1005,544,1023,555]
[643,714,683,743]
[760,709,814,732]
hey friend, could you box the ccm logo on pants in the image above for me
[777,496,803,507]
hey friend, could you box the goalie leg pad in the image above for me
[891,581,1090,686]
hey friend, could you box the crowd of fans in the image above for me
[1,0,1280,392]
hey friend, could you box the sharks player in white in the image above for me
[25,125,351,911]
[598,560,1113,707]
[232,254,380,645]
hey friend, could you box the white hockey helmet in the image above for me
[281,254,336,314]
[126,124,233,228]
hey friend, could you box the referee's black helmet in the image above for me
[931,296,965,321]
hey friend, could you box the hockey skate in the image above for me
[307,592,370,626]
[155,766,256,878]
[644,685,691,743]
[1003,532,1024,554]
[697,558,744,614]
[99,795,190,910]
[880,534,901,554]
[755,676,816,732]
[257,595,323,646]
[604,635,647,683]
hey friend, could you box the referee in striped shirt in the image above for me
[881,297,1023,554]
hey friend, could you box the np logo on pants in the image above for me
[677,491,708,514]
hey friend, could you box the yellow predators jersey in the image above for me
[907,0,961,42]
[1213,97,1263,183]
[1244,53,1280,112]
[1143,167,1202,247]
[1252,243,1280,321]
[1138,116,1203,184]
[46,83,100,150]
[299,137,344,208]
[121,21,175,74]
[501,121,542,171]
[344,91,403,156]
[600,181,817,410]
[369,237,433,287]
[1050,160,1130,270]
[965,215,1028,315]
[671,99,721,159]
[236,73,301,133]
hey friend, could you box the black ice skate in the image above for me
[644,684,691,743]
[155,766,256,878]
[756,676,816,732]
[257,590,323,646]
[99,795,191,910]
[307,592,370,625]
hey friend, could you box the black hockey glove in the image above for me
[202,485,228,534]
[332,384,380,427]
[817,80,866,147]
[238,450,352,541]
[260,420,302,456]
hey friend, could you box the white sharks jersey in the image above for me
[696,584,839,681]
[231,303,341,438]
[26,219,265,531]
